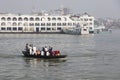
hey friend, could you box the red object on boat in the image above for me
[54,50,60,56]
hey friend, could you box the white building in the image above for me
[0,12,94,34]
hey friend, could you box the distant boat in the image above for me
[94,25,112,34]
[62,24,81,35]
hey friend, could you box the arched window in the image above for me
[18,17,22,21]
[64,17,67,21]
[52,17,56,21]
[7,17,11,21]
[18,22,22,26]
[30,17,34,21]
[7,22,11,26]
[35,17,40,21]
[48,17,51,21]
[1,17,6,21]
[41,17,45,21]
[29,23,34,26]
[24,23,28,26]
[1,22,6,26]
[13,22,17,26]
[24,17,28,21]
[13,17,17,21]
[57,17,61,21]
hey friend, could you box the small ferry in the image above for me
[22,44,67,59]
[22,51,67,59]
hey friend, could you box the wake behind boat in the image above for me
[22,44,67,59]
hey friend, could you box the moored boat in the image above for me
[62,23,81,35]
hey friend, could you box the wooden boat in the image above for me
[22,51,67,59]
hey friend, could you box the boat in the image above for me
[0,12,94,35]
[22,51,67,59]
[62,23,81,35]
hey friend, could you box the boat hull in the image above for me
[22,51,67,59]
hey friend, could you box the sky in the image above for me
[0,0,120,18]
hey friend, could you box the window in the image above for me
[1,17,6,21]
[73,23,76,26]
[89,23,92,25]
[62,23,66,26]
[52,23,56,26]
[30,17,34,21]
[18,27,23,30]
[29,23,34,26]
[1,27,6,30]
[83,29,87,31]
[52,17,56,21]
[13,27,17,30]
[7,27,11,30]
[41,17,45,21]
[64,17,67,21]
[57,17,61,21]
[35,23,40,26]
[24,17,28,21]
[57,27,61,30]
[47,27,51,30]
[57,23,61,26]
[18,22,22,26]
[84,18,88,21]
[52,27,56,30]
[48,17,51,21]
[89,19,92,21]
[24,23,28,26]
[89,27,92,29]
[68,23,72,26]
[41,23,45,26]
[18,17,22,21]
[81,18,83,21]
[35,17,40,21]
[7,17,11,21]
[7,22,11,26]
[41,27,45,30]
[1,22,6,26]
[47,23,51,26]
[13,17,17,21]
[13,22,17,26]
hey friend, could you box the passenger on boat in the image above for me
[32,47,36,55]
[54,50,60,56]
[25,43,29,52]
[29,44,33,55]
[29,44,36,55]
[48,46,54,56]
[44,46,50,56]
[35,49,41,55]
[41,47,45,56]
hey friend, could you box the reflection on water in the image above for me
[23,57,67,68]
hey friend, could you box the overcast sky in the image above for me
[0,0,120,18]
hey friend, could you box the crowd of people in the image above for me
[25,44,60,56]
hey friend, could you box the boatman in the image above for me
[25,43,29,53]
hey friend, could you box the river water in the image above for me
[0,29,120,80]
